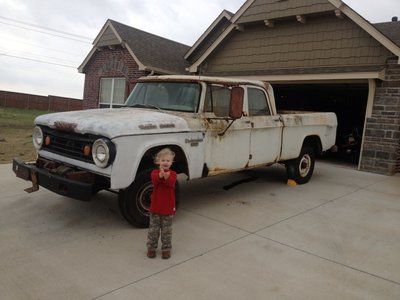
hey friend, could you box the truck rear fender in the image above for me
[281,135,322,164]
[302,135,323,156]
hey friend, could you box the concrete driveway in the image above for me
[0,161,399,299]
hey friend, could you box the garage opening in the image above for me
[273,83,368,165]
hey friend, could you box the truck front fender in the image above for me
[110,132,204,190]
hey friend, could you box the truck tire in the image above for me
[118,169,180,228]
[286,146,315,184]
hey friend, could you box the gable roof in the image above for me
[374,21,400,47]
[188,0,400,72]
[79,19,190,74]
[184,10,233,62]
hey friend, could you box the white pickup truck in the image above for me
[13,75,337,227]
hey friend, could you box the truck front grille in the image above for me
[41,127,98,164]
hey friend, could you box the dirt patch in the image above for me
[0,128,36,163]
[0,108,46,164]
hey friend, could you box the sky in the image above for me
[0,0,399,99]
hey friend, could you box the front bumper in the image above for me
[12,158,95,201]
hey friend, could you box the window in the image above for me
[248,88,270,116]
[204,85,232,117]
[99,78,126,108]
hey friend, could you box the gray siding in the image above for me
[204,16,392,75]
[96,27,120,47]
[238,0,335,24]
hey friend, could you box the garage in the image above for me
[186,0,400,175]
[273,83,368,164]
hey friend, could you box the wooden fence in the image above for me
[0,90,83,112]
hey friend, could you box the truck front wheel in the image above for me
[286,146,315,184]
[118,169,153,228]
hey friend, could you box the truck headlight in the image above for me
[92,139,115,168]
[32,126,44,150]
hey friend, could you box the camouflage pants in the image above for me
[146,213,173,251]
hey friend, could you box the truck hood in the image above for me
[35,108,197,138]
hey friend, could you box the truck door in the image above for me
[203,84,251,173]
[247,87,282,166]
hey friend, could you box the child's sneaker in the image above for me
[147,249,156,258]
[162,250,171,259]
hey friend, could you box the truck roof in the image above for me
[138,75,270,89]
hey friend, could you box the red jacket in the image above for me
[149,169,177,215]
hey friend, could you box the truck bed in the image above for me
[278,111,337,161]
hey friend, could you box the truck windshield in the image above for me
[125,82,201,112]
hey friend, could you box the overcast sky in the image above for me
[0,0,399,99]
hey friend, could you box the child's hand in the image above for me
[163,170,170,180]
[159,166,165,178]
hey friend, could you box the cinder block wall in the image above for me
[82,47,147,109]
[360,58,400,175]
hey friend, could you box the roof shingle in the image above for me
[373,21,400,47]
[109,19,190,74]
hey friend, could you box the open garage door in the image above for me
[273,83,368,165]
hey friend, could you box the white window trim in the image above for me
[100,77,125,108]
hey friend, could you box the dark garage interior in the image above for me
[273,83,369,164]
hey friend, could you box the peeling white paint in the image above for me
[35,108,195,138]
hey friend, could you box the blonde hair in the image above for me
[154,147,175,164]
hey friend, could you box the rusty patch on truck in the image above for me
[205,119,228,137]
[66,171,95,184]
[37,157,95,184]
[54,121,77,132]
[208,168,228,176]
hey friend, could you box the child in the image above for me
[146,148,177,259]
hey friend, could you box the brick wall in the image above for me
[397,140,400,173]
[0,90,82,111]
[82,47,148,109]
[360,58,400,175]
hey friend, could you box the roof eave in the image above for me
[184,10,233,60]
[78,47,96,73]
[143,66,183,75]
[236,70,386,82]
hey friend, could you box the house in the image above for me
[78,0,400,176]
[78,19,190,109]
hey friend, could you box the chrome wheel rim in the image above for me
[136,183,152,216]
[299,154,311,177]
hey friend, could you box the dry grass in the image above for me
[0,108,48,164]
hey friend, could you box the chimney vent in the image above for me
[392,16,398,22]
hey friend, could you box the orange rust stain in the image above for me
[54,121,77,132]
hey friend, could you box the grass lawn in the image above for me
[0,108,49,163]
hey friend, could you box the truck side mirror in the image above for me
[229,87,244,119]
